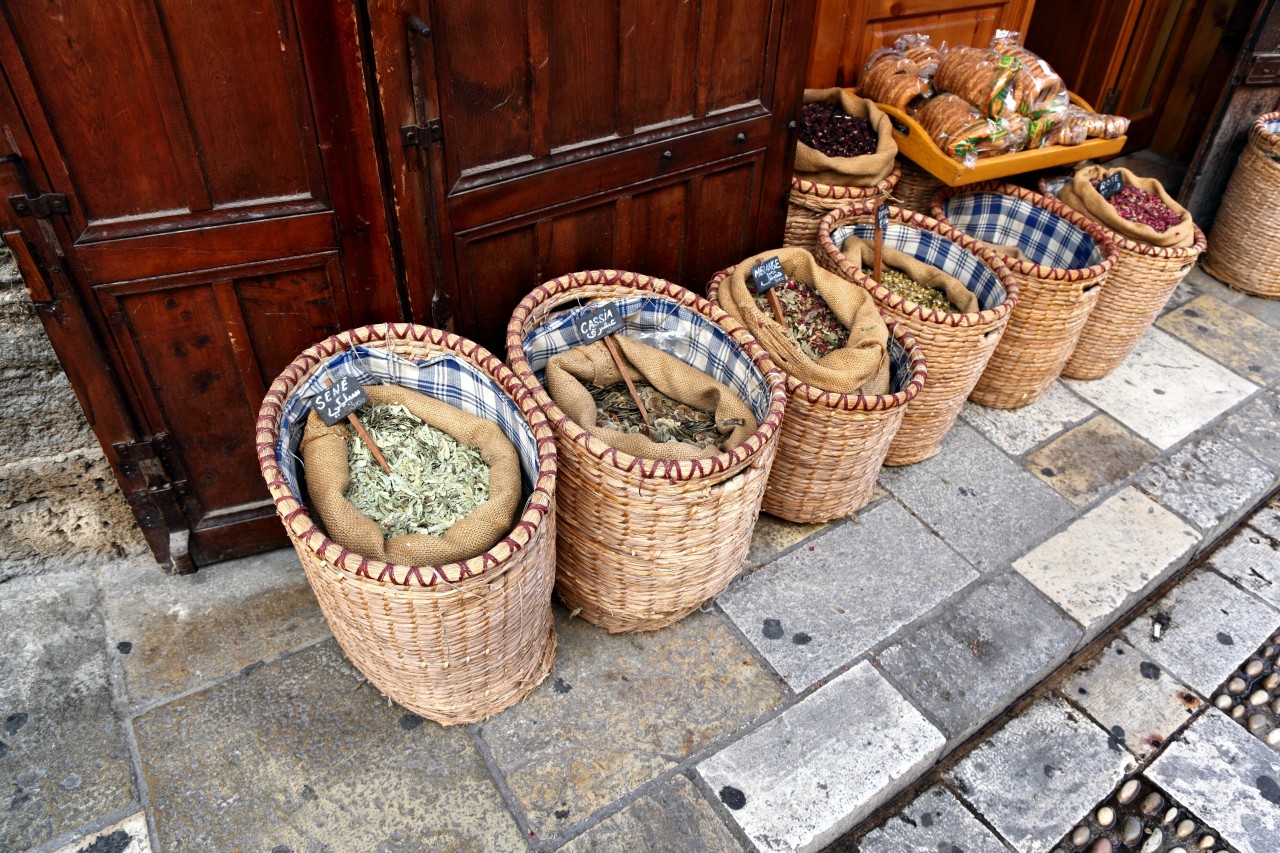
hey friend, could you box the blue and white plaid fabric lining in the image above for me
[832,223,1008,312]
[521,295,772,422]
[942,192,1103,270]
[1265,119,1280,135]
[886,338,912,393]
[275,346,540,502]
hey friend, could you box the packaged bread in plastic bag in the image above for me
[933,46,1022,119]
[861,50,931,110]
[990,30,1066,116]
[915,94,1016,165]
[893,33,944,77]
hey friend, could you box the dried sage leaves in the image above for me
[752,277,850,360]
[344,402,490,538]
[590,382,726,450]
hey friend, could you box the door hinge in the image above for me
[400,119,443,148]
[1243,52,1280,86]
[114,432,195,574]
[0,153,70,219]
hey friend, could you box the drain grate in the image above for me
[1050,776,1236,852]
[1209,631,1280,749]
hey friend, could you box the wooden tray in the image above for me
[878,92,1126,187]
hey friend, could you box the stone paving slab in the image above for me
[961,381,1096,456]
[1065,328,1258,450]
[479,607,785,840]
[946,695,1136,853]
[1207,525,1280,610]
[1014,487,1199,640]
[717,500,977,691]
[1123,570,1280,697]
[1251,496,1280,540]
[1163,266,1248,313]
[850,785,1009,853]
[1136,433,1278,536]
[1027,414,1160,508]
[1063,638,1203,760]
[0,573,134,853]
[559,775,742,853]
[876,570,1081,742]
[99,548,328,709]
[1237,291,1280,331]
[698,661,944,853]
[1214,387,1280,471]
[1158,295,1280,388]
[134,640,527,852]
[53,812,150,853]
[878,423,1076,572]
[745,513,837,570]
[1146,708,1280,853]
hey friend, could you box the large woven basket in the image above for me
[932,183,1117,408]
[1202,112,1280,299]
[893,157,944,213]
[706,268,927,521]
[1038,175,1209,379]
[817,203,1019,465]
[784,165,901,253]
[506,270,787,633]
[256,324,558,725]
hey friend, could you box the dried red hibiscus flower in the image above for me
[1093,179,1182,233]
[798,103,878,158]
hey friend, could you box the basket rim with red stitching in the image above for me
[255,323,557,590]
[505,269,788,483]
[790,163,902,200]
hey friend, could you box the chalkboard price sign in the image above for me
[576,302,626,345]
[876,202,889,232]
[751,257,787,293]
[313,375,370,427]
[1097,172,1125,200]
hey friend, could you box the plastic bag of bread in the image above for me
[990,30,1066,116]
[915,94,1016,165]
[1042,106,1129,146]
[933,46,1022,119]
[893,33,944,77]
[861,50,931,110]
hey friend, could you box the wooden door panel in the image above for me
[632,0,700,130]
[705,0,774,113]
[546,0,621,149]
[859,7,1001,77]
[626,183,690,283]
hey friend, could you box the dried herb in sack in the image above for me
[590,382,727,451]
[797,103,878,158]
[751,277,850,361]
[863,265,962,314]
[344,402,491,538]
[1092,179,1182,233]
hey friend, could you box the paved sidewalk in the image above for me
[3,266,1280,853]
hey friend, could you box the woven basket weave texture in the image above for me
[817,202,1019,466]
[784,165,901,252]
[1202,112,1280,299]
[506,270,787,633]
[256,324,558,725]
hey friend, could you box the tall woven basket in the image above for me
[1202,112,1280,299]
[932,183,1117,409]
[893,158,944,213]
[817,203,1019,466]
[506,270,787,633]
[706,268,927,521]
[784,165,901,252]
[256,324,558,725]
[1038,176,1208,379]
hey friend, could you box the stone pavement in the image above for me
[3,266,1280,853]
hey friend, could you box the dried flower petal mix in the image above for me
[1093,178,1182,233]
[863,265,962,313]
[752,277,850,360]
[798,103,878,158]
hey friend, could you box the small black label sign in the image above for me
[876,202,889,232]
[751,257,787,293]
[313,375,370,426]
[576,302,626,344]
[1097,172,1125,200]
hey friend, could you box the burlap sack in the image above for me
[545,335,758,460]
[795,89,897,187]
[300,385,522,566]
[718,248,891,394]
[1058,165,1195,248]
[840,235,981,314]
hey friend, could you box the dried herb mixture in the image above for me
[590,382,727,450]
[863,265,961,313]
[798,103,878,158]
[1093,179,1182,233]
[752,277,849,360]
[344,403,490,538]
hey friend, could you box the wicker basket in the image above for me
[506,270,787,633]
[932,183,1117,408]
[817,203,1019,465]
[706,268,927,521]
[255,324,558,725]
[892,157,944,213]
[1202,112,1280,299]
[784,165,901,253]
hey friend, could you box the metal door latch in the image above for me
[0,153,69,219]
[401,119,444,148]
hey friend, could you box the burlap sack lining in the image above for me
[300,385,522,566]
[795,89,897,187]
[839,235,981,314]
[719,247,891,394]
[545,335,758,461]
[1058,165,1195,249]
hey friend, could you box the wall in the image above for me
[0,250,146,580]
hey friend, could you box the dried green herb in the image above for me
[752,277,849,360]
[344,403,490,538]
[863,265,962,313]
[590,382,730,450]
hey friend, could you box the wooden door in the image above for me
[368,0,817,351]
[806,0,1036,89]
[0,2,401,571]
